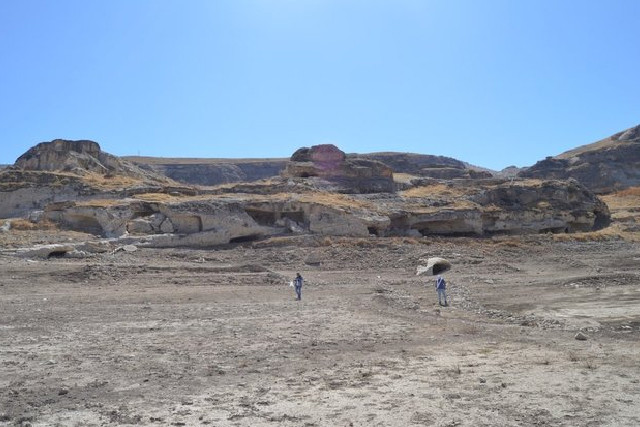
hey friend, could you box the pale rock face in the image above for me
[0,186,82,219]
[309,211,370,237]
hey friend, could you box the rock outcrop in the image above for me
[15,139,172,182]
[38,176,610,242]
[284,144,394,193]
[0,140,191,218]
[519,124,640,194]
[2,140,612,244]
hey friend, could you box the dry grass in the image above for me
[556,134,626,160]
[9,219,57,231]
[74,198,128,208]
[133,193,181,203]
[614,187,640,197]
[81,172,146,190]
[294,192,375,210]
[601,188,640,212]
[393,173,420,184]
[400,183,466,198]
[551,224,640,243]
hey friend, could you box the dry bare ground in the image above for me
[1,235,639,426]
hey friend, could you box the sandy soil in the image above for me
[1,236,639,426]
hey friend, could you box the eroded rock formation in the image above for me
[284,144,394,193]
[0,140,191,218]
[519,124,640,194]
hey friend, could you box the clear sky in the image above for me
[1,1,639,170]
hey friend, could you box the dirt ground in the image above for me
[1,234,639,426]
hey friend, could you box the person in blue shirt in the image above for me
[294,273,303,301]
[435,275,448,306]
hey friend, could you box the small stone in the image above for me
[574,332,589,341]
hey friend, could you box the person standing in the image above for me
[294,273,303,301]
[435,275,448,306]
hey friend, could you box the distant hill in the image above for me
[123,156,288,187]
[126,151,494,186]
[519,124,640,194]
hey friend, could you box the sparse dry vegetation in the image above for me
[400,183,466,198]
[81,172,146,189]
[392,172,420,184]
[8,218,57,231]
[132,193,182,203]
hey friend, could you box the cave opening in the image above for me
[48,250,69,258]
[229,234,262,244]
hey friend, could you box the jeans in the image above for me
[437,288,447,306]
[295,284,302,300]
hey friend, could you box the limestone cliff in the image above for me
[39,176,609,241]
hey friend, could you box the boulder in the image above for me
[159,218,175,233]
[417,257,452,276]
[574,331,589,341]
[127,218,153,234]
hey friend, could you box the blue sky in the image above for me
[1,0,639,170]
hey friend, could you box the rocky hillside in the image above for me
[519,124,640,194]
[0,139,193,218]
[359,152,493,180]
[1,139,612,246]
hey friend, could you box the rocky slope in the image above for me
[360,152,493,180]
[519,124,640,194]
[0,139,193,218]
